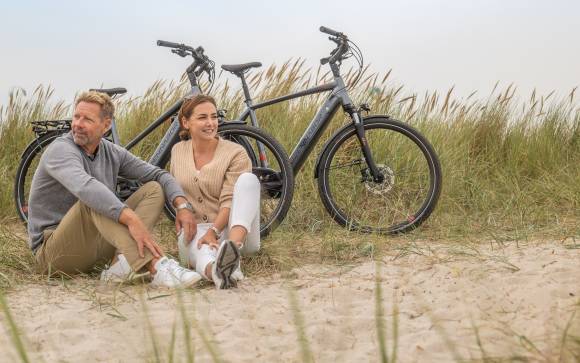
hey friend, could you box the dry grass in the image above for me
[0,63,578,361]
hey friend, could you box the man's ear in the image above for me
[103,117,112,132]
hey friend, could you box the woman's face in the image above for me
[184,101,218,142]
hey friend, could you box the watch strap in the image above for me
[176,202,194,212]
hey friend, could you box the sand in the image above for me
[1,239,579,362]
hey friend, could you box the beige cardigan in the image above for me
[170,138,252,223]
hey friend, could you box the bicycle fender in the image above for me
[19,130,67,160]
[218,120,247,127]
[313,114,391,178]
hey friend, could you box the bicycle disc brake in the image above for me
[361,164,395,195]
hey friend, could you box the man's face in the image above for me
[71,101,111,153]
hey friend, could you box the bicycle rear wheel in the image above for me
[317,116,442,234]
[14,130,69,222]
[163,123,294,238]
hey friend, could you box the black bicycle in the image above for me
[13,41,294,238]
[219,26,442,234]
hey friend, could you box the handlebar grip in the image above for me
[319,26,342,37]
[157,40,182,48]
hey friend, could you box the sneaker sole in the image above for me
[101,271,151,283]
[215,241,240,289]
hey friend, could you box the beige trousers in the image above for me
[35,181,165,275]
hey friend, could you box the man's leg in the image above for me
[88,181,165,272]
[35,203,114,275]
[35,181,165,275]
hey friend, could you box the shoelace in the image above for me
[166,259,191,278]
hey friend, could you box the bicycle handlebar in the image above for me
[157,40,185,49]
[157,40,206,60]
[319,26,349,65]
[319,26,343,38]
[157,40,215,86]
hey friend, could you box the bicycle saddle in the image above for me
[89,87,127,96]
[221,62,262,74]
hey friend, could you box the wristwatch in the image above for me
[209,226,222,238]
[175,201,194,213]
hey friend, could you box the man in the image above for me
[28,91,200,288]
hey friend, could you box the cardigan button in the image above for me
[202,215,208,221]
[198,197,203,203]
[194,177,198,182]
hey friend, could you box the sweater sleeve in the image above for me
[117,145,186,204]
[43,140,127,221]
[218,148,252,209]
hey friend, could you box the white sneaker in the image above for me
[150,257,202,288]
[212,240,240,289]
[100,254,149,282]
[232,268,245,281]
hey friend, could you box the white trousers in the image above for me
[178,172,261,278]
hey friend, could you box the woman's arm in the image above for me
[198,207,230,249]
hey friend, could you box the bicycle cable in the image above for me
[344,39,364,89]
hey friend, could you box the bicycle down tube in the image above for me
[237,79,373,176]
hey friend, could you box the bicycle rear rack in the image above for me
[31,120,71,137]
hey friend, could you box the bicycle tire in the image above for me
[162,123,294,238]
[14,130,69,222]
[317,116,442,234]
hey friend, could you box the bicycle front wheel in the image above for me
[164,123,294,238]
[317,116,442,234]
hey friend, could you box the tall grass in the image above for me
[1,63,578,240]
[0,290,31,363]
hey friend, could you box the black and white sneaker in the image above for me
[212,240,240,289]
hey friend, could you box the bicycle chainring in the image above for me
[253,167,283,199]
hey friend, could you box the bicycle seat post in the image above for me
[237,72,254,107]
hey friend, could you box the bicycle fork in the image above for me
[350,110,384,183]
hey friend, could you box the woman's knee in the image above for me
[235,172,260,193]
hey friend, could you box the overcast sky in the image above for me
[1,0,579,107]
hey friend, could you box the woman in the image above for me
[171,95,261,289]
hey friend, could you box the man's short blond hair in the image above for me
[75,91,115,120]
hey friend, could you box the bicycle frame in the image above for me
[236,62,382,179]
[106,87,201,168]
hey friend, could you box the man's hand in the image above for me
[198,229,219,250]
[175,209,197,244]
[174,197,196,243]
[119,208,163,258]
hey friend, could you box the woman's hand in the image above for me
[197,229,219,250]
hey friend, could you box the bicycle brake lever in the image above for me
[329,36,341,45]
[171,49,188,57]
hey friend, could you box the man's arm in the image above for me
[118,147,197,242]
[118,207,163,258]
[117,146,186,204]
[44,140,164,259]
[44,140,126,221]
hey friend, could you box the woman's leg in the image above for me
[226,172,261,255]
[178,223,216,278]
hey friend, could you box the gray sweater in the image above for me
[27,132,185,252]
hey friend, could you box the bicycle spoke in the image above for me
[319,119,440,233]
